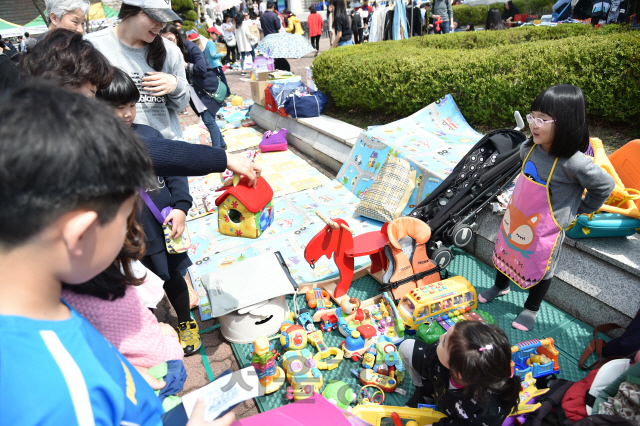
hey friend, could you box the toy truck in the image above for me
[341,324,377,362]
[320,313,339,332]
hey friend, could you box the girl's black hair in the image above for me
[467,22,475,30]
[96,67,140,107]
[118,4,167,72]
[485,8,505,30]
[160,24,188,59]
[234,12,245,28]
[527,84,590,158]
[332,0,350,31]
[309,5,317,13]
[446,321,521,413]
[505,0,515,9]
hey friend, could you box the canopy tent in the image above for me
[0,16,46,38]
[88,2,119,21]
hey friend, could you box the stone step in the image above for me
[466,208,640,332]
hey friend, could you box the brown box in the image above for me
[250,80,270,106]
[251,70,269,81]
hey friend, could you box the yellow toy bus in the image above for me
[397,276,477,331]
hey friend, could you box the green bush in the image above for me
[410,24,624,50]
[185,9,198,21]
[312,32,640,125]
[171,0,194,13]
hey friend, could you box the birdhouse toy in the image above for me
[215,176,274,239]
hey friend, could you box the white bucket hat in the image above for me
[124,0,181,23]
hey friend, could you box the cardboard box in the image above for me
[250,80,270,106]
[251,70,270,81]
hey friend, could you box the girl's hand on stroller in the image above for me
[186,399,236,426]
[164,209,187,239]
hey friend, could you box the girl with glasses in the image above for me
[479,84,614,331]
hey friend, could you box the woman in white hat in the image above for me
[86,0,189,140]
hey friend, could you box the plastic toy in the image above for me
[341,297,364,325]
[313,347,344,371]
[511,338,560,380]
[323,380,356,409]
[215,176,274,239]
[319,313,339,332]
[350,405,447,426]
[306,288,332,310]
[282,348,324,401]
[250,336,285,394]
[362,346,377,369]
[416,308,495,344]
[359,369,398,393]
[297,308,334,358]
[357,385,385,406]
[341,324,378,362]
[503,372,550,426]
[397,276,478,332]
[280,313,308,350]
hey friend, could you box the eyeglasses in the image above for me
[526,113,555,127]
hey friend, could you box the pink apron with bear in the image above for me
[492,147,561,289]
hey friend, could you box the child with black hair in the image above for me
[398,321,521,425]
[97,67,201,356]
[0,81,234,426]
[479,85,614,331]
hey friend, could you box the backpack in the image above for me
[579,309,640,370]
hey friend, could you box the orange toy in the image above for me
[306,288,332,309]
[590,138,640,218]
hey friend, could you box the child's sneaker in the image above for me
[177,319,201,356]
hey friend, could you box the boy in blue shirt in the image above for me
[0,82,234,426]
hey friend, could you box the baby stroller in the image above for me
[408,121,528,269]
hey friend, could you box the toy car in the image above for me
[359,368,398,393]
[341,324,377,362]
[320,313,339,332]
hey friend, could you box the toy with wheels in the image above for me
[359,369,398,393]
[350,404,447,426]
[511,338,560,380]
[319,313,339,332]
[341,324,377,362]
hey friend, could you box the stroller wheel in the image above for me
[432,246,453,269]
[451,223,474,248]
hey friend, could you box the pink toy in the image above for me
[231,394,355,426]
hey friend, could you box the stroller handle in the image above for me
[514,111,525,131]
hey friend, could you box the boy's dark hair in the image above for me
[119,4,167,72]
[309,5,317,13]
[266,1,275,9]
[0,81,155,247]
[528,84,590,158]
[446,321,521,412]
[20,29,113,89]
[24,32,29,38]
[96,67,140,107]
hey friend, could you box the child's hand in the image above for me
[225,152,263,189]
[133,366,166,391]
[143,72,178,96]
[164,209,187,239]
[186,398,236,426]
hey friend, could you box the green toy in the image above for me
[416,309,495,344]
[322,380,356,409]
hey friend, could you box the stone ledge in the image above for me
[467,208,640,330]
[250,104,362,173]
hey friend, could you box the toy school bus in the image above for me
[397,276,477,332]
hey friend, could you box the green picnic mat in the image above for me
[229,248,607,413]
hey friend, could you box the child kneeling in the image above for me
[398,321,521,426]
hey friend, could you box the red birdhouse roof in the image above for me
[215,176,273,213]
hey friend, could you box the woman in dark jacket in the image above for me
[501,0,519,22]
[161,25,227,150]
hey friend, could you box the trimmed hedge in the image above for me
[312,32,640,125]
[409,24,625,50]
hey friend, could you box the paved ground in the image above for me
[155,35,335,420]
